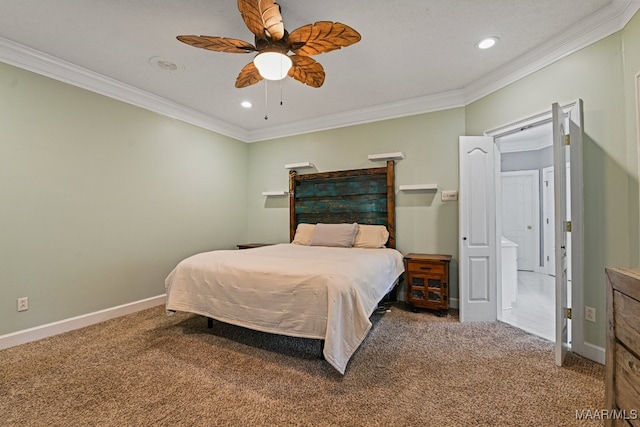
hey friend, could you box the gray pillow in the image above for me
[309,223,359,247]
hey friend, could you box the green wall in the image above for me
[623,10,640,264]
[0,63,249,335]
[247,109,465,299]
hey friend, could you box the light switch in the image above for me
[441,190,458,201]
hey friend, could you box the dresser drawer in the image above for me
[613,290,640,358]
[407,262,446,275]
[613,343,640,422]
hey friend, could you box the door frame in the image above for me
[484,100,584,359]
[542,166,555,275]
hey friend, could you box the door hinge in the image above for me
[566,308,572,319]
[565,221,572,232]
[564,134,570,145]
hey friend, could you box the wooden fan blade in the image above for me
[288,56,325,88]
[288,22,361,56]
[177,35,256,53]
[238,0,285,41]
[235,62,263,88]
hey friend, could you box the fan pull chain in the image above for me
[264,80,268,120]
[280,81,284,106]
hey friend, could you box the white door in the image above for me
[501,171,540,271]
[459,136,497,322]
[566,99,584,358]
[553,102,570,366]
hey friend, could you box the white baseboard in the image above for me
[0,294,166,351]
[581,341,606,365]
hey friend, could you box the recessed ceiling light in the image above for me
[241,101,252,108]
[477,37,499,50]
[149,56,184,72]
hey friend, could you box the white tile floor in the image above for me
[500,271,556,342]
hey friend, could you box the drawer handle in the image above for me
[419,266,432,271]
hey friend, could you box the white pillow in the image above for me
[353,224,390,248]
[292,223,315,245]
[309,223,359,247]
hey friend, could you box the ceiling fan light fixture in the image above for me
[177,3,361,89]
[253,51,292,80]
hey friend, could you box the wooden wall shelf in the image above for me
[368,152,404,161]
[284,162,314,169]
[399,184,438,191]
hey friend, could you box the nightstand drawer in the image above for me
[407,262,446,275]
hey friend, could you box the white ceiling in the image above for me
[0,0,638,142]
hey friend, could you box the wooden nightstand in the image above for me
[236,243,273,250]
[404,253,452,316]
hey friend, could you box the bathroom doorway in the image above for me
[460,100,584,363]
[495,122,559,341]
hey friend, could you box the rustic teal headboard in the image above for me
[288,160,396,248]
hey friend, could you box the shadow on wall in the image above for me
[264,195,289,209]
[585,128,640,267]
[395,190,437,208]
[583,130,640,344]
[448,258,459,305]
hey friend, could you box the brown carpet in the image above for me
[0,304,604,426]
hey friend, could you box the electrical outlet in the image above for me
[441,190,458,201]
[17,297,29,312]
[585,306,596,322]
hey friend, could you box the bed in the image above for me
[165,161,404,374]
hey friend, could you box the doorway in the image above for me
[459,100,585,365]
[495,123,556,341]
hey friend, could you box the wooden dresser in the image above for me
[605,268,640,426]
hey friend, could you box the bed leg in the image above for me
[319,339,325,360]
[207,317,213,328]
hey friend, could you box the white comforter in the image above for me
[165,243,404,374]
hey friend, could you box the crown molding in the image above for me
[0,0,638,143]
[244,90,465,142]
[0,37,250,142]
[0,34,464,143]
[463,0,640,105]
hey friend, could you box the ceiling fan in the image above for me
[177,0,361,88]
